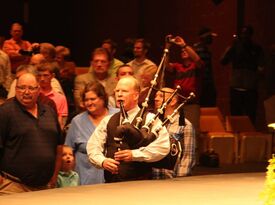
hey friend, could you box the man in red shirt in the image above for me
[165,35,204,141]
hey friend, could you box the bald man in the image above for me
[87,76,170,182]
[0,73,63,195]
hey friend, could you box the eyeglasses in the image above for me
[16,85,39,92]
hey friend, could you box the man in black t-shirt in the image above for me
[0,72,63,195]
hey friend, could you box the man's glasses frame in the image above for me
[16,85,39,92]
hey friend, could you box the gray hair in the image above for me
[16,64,37,76]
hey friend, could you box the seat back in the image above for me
[199,116,238,164]
[209,136,237,164]
[225,115,255,132]
[75,67,89,75]
[200,107,224,123]
[239,135,267,163]
[226,115,272,163]
[200,115,225,132]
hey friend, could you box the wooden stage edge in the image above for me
[0,172,267,205]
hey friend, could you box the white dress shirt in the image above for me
[86,105,170,168]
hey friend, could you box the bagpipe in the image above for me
[114,36,195,170]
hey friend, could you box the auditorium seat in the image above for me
[200,107,224,123]
[225,115,255,132]
[225,115,272,163]
[239,135,268,163]
[199,115,238,164]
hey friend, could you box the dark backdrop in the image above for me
[1,0,275,130]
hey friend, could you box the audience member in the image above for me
[37,62,68,130]
[2,23,33,74]
[220,25,265,124]
[39,42,61,79]
[30,53,64,95]
[55,45,76,114]
[115,64,134,80]
[30,53,46,66]
[100,39,124,77]
[127,38,158,86]
[152,87,196,179]
[55,45,76,79]
[7,64,37,99]
[138,65,158,111]
[74,48,117,110]
[65,82,118,185]
[119,37,135,63]
[0,72,63,195]
[86,76,170,183]
[0,48,12,95]
[39,42,56,63]
[165,35,204,139]
[194,27,217,107]
[57,145,80,188]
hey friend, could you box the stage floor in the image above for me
[0,172,266,205]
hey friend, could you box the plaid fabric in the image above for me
[152,114,196,179]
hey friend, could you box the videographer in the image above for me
[220,25,265,124]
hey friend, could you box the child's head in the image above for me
[61,145,75,172]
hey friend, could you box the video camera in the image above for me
[19,46,40,56]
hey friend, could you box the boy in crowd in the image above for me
[57,145,79,188]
